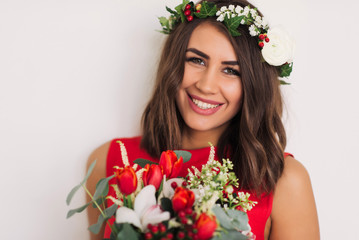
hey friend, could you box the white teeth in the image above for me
[192,98,219,109]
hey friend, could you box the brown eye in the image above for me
[224,67,240,77]
[186,57,205,66]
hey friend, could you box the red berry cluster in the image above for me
[184,4,193,22]
[145,223,173,240]
[174,207,200,240]
[170,182,201,240]
[258,33,270,48]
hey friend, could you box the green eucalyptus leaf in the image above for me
[226,209,249,231]
[173,150,192,163]
[88,213,105,234]
[116,223,140,240]
[66,202,90,219]
[133,158,159,168]
[213,230,248,240]
[82,160,97,185]
[66,160,96,205]
[93,175,114,200]
[104,203,118,218]
[66,184,82,206]
[212,206,234,229]
[92,196,105,208]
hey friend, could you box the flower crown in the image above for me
[158,0,294,84]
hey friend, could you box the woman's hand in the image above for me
[269,156,320,239]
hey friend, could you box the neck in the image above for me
[181,125,228,150]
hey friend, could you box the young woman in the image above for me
[87,0,320,239]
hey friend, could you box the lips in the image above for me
[187,93,224,115]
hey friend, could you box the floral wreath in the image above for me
[158,0,295,85]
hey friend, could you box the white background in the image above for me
[0,0,358,239]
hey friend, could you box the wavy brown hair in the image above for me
[141,0,286,195]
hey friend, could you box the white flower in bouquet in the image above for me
[160,177,184,199]
[262,26,295,66]
[115,185,170,231]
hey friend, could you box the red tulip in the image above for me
[171,187,195,212]
[115,166,137,195]
[159,150,183,179]
[142,164,163,190]
[194,213,217,240]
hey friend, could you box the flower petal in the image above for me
[134,185,156,217]
[115,207,141,230]
[141,205,170,229]
[162,178,184,198]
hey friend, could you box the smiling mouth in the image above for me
[188,94,223,110]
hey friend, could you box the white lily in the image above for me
[160,177,185,199]
[115,185,170,231]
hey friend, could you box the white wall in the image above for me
[0,0,358,239]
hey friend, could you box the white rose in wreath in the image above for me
[262,26,295,66]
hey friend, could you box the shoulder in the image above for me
[270,155,320,239]
[86,141,112,183]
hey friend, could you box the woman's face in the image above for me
[176,23,243,136]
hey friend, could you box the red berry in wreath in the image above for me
[184,9,191,16]
[187,15,194,22]
[185,4,191,10]
[259,34,265,40]
[258,42,264,48]
[265,37,270,42]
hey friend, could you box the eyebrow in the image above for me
[186,48,239,66]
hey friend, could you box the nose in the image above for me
[195,67,219,94]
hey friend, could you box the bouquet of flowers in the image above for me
[66,142,257,240]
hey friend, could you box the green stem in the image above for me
[82,184,118,236]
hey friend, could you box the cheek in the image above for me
[182,64,201,88]
[222,80,243,105]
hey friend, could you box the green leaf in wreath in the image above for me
[279,62,293,78]
[175,4,186,22]
[92,175,114,200]
[66,202,90,219]
[224,16,244,37]
[158,16,169,28]
[116,223,140,240]
[133,158,159,168]
[280,79,291,85]
[173,150,192,163]
[166,6,178,16]
[194,1,217,18]
[66,160,96,205]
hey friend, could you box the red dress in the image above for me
[104,136,292,240]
